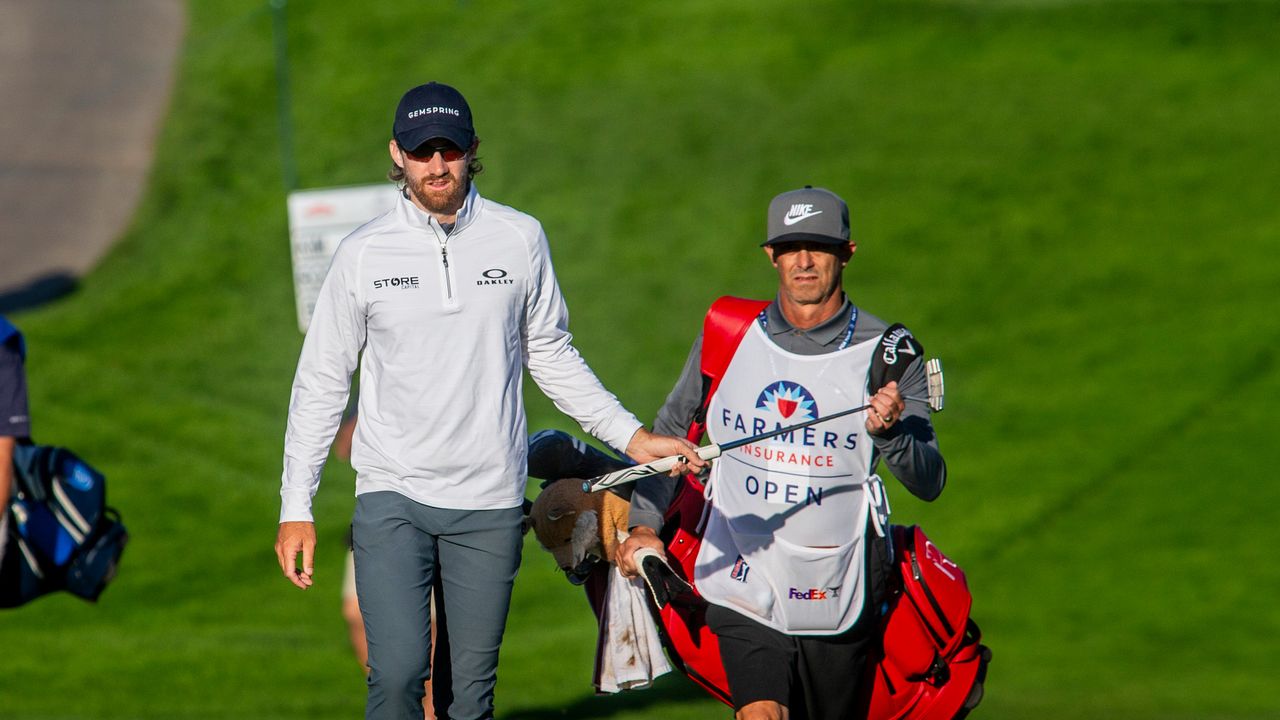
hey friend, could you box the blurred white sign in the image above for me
[286,184,399,332]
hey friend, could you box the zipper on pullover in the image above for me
[434,228,461,310]
[439,237,453,299]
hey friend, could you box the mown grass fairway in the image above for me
[2,1,1278,718]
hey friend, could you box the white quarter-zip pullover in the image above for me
[280,185,641,522]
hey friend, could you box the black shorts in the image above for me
[706,529,891,720]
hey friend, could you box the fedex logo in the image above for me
[788,587,829,601]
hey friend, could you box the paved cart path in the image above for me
[0,0,185,302]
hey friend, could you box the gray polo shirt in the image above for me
[629,296,945,532]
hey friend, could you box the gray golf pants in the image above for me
[353,491,523,720]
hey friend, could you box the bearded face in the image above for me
[405,159,468,215]
[390,139,474,220]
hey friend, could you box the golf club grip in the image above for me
[584,444,723,492]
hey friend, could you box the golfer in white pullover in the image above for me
[275,82,703,720]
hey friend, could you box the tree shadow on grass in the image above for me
[0,271,78,313]
[504,671,718,719]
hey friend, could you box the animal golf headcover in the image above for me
[528,478,632,584]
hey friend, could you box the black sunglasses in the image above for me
[405,142,466,162]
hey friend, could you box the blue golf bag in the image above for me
[1,444,128,607]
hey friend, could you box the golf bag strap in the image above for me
[689,296,770,443]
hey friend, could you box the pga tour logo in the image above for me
[755,381,818,421]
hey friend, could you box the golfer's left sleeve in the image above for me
[522,228,641,453]
[871,356,946,501]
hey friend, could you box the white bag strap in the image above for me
[864,474,891,539]
[695,473,715,535]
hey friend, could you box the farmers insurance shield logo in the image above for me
[755,381,818,422]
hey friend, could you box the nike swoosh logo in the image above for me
[782,209,822,226]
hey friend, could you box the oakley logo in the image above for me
[373,276,420,289]
[782,203,823,226]
[477,268,514,286]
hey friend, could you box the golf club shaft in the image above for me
[584,396,925,492]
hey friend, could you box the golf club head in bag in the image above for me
[634,548,694,608]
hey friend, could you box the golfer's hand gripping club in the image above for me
[584,444,723,492]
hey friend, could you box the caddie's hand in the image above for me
[616,526,666,579]
[275,521,317,589]
[625,427,707,477]
[866,381,906,435]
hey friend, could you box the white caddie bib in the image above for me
[693,323,889,635]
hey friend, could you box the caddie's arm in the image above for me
[868,356,946,501]
[617,526,666,578]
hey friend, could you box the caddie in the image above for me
[617,187,947,720]
[275,81,704,720]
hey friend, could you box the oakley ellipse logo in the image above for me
[477,268,514,286]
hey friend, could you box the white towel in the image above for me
[595,564,673,693]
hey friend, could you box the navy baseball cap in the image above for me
[762,186,851,247]
[393,82,475,153]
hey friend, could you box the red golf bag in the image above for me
[869,525,991,719]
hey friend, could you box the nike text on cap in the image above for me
[393,82,475,153]
[762,186,851,247]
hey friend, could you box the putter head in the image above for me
[926,358,945,412]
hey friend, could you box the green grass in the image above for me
[2,0,1279,717]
